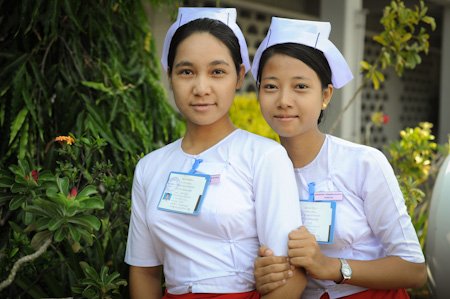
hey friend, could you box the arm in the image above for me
[129,265,163,299]
[288,227,427,289]
[253,146,306,297]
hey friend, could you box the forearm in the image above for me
[129,265,163,299]
[261,267,306,299]
[320,256,426,289]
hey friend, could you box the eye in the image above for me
[211,69,226,76]
[262,83,277,90]
[177,69,193,76]
[295,83,308,89]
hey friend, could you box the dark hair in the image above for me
[167,18,242,75]
[257,43,332,124]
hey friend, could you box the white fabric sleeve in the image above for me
[362,149,425,263]
[124,161,162,266]
[253,146,302,256]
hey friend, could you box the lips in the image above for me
[190,102,216,111]
[274,114,298,119]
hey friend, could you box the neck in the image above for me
[280,129,326,168]
[182,117,236,155]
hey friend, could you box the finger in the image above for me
[289,226,315,240]
[256,279,288,295]
[254,260,291,277]
[254,256,289,268]
[258,245,273,257]
[288,238,316,249]
[256,268,294,285]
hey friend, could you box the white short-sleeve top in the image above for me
[125,129,302,294]
[298,135,425,299]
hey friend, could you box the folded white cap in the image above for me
[251,17,353,88]
[161,7,250,73]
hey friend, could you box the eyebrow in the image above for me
[174,59,230,69]
[261,75,311,81]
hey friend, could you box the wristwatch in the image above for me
[338,258,352,284]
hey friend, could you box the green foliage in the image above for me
[72,262,127,299]
[229,93,279,141]
[0,0,184,169]
[387,122,449,248]
[0,1,182,298]
[331,0,436,134]
[360,0,435,90]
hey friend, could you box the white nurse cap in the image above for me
[161,7,251,73]
[251,17,353,89]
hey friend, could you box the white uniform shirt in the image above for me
[125,129,302,294]
[298,135,425,299]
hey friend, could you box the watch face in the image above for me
[343,267,352,276]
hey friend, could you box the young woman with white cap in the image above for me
[124,8,306,299]
[251,17,426,299]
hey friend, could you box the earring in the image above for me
[322,103,327,109]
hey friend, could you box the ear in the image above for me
[235,64,246,90]
[321,84,333,110]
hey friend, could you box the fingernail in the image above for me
[288,270,293,277]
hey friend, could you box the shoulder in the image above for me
[328,135,387,162]
[135,139,181,174]
[327,135,394,180]
[234,129,285,154]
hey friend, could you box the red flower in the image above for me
[68,186,78,199]
[383,114,390,124]
[31,170,39,182]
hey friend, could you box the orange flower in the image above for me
[55,135,75,145]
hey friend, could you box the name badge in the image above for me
[299,182,337,244]
[314,191,343,201]
[158,171,210,215]
[300,200,336,244]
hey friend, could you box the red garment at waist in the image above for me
[163,290,261,299]
[320,288,409,299]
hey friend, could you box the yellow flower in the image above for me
[55,135,75,145]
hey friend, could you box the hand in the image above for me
[254,245,294,295]
[288,226,333,280]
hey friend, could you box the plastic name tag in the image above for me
[299,182,337,244]
[300,200,336,244]
[158,171,210,215]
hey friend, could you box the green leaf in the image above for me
[19,122,29,160]
[9,107,28,145]
[48,217,66,231]
[400,33,412,43]
[373,35,387,46]
[9,195,27,210]
[38,171,55,182]
[54,227,66,242]
[422,16,436,30]
[80,197,104,210]
[69,215,101,230]
[56,177,70,195]
[31,231,53,250]
[68,224,81,242]
[81,81,114,96]
[80,261,99,280]
[77,185,98,199]
[360,60,371,71]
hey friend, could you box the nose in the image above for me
[276,89,293,109]
[193,75,211,96]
